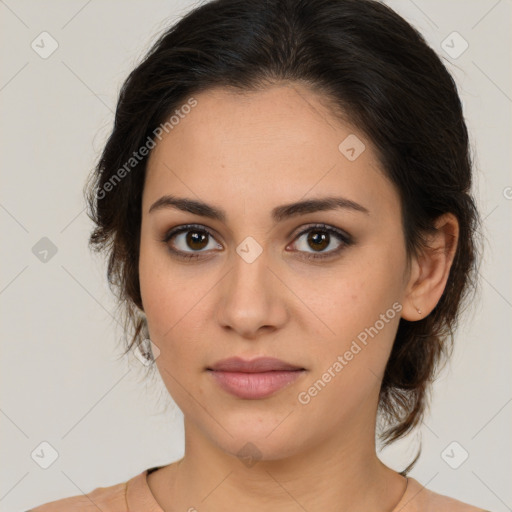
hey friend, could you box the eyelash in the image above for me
[161,223,353,262]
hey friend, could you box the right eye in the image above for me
[162,224,223,260]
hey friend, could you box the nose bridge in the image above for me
[234,241,271,292]
[216,237,288,336]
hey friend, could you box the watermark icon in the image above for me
[297,301,402,405]
[441,441,469,469]
[31,441,59,469]
[236,236,263,263]
[96,97,198,200]
[31,31,59,59]
[503,186,512,200]
[441,31,469,59]
[236,442,263,468]
[32,237,58,263]
[338,134,366,161]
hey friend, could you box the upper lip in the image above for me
[207,357,304,373]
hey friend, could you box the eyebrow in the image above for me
[148,195,370,222]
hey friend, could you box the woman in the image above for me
[29,0,489,510]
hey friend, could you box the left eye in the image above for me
[289,224,352,258]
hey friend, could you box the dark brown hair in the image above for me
[84,0,481,473]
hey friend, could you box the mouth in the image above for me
[206,357,306,399]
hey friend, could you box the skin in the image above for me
[138,82,459,511]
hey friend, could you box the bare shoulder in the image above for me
[26,480,128,512]
[405,477,492,512]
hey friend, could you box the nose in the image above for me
[215,246,289,339]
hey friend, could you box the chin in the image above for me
[202,415,312,464]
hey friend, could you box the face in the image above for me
[139,83,411,461]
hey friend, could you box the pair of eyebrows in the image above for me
[148,195,370,223]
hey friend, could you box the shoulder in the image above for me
[403,477,492,512]
[27,477,130,512]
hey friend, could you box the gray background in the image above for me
[0,1,511,511]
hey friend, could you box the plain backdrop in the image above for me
[0,1,511,511]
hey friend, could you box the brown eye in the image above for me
[306,230,330,252]
[163,224,222,259]
[185,230,209,250]
[290,224,353,260]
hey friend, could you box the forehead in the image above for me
[143,83,398,219]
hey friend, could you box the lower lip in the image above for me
[208,370,305,399]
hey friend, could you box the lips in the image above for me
[206,357,306,399]
[207,356,304,373]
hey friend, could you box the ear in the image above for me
[401,213,459,321]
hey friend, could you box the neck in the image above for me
[154,419,407,512]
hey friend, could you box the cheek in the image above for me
[293,269,402,420]
[138,242,213,371]
[293,244,405,368]
[139,230,192,330]
[301,261,401,330]
[139,236,182,349]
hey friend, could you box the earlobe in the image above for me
[401,256,423,320]
[401,213,459,321]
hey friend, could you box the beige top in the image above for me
[28,467,491,512]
